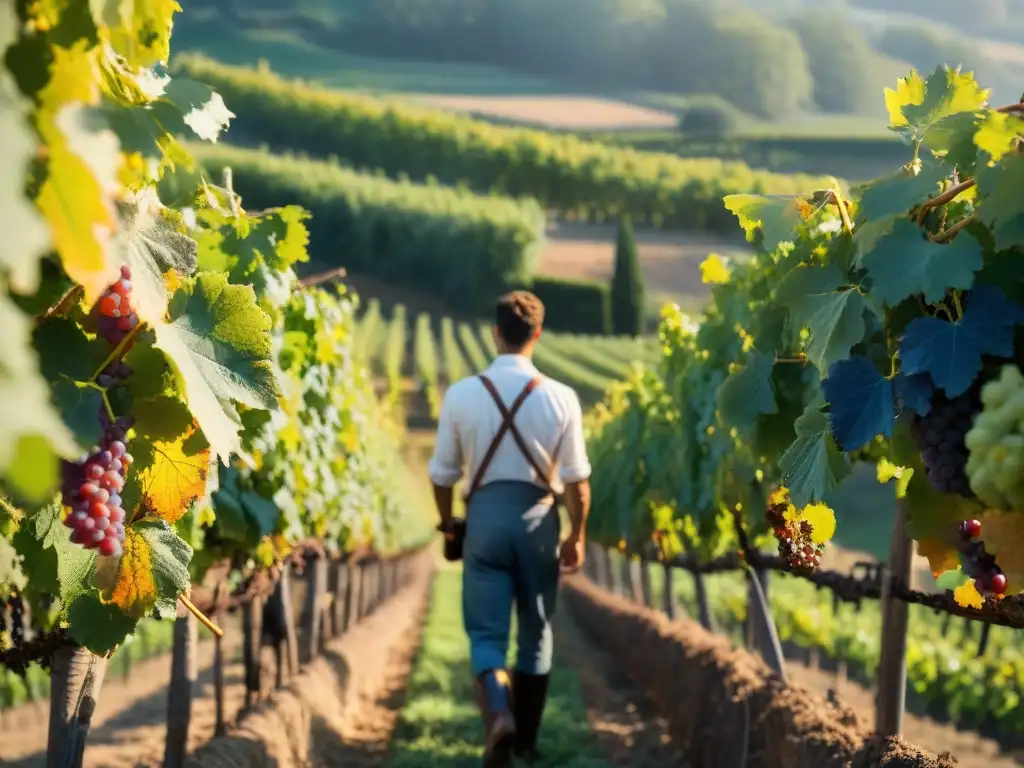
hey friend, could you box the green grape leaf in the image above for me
[778,408,850,508]
[775,264,866,373]
[976,153,1024,252]
[67,592,140,655]
[50,380,104,449]
[821,356,895,452]
[923,112,981,174]
[0,297,77,500]
[240,489,280,537]
[113,195,199,326]
[13,502,97,608]
[723,194,814,252]
[0,10,51,293]
[900,285,1024,396]
[162,78,235,142]
[33,317,109,382]
[133,393,194,442]
[154,272,279,461]
[887,66,988,142]
[125,333,172,401]
[93,519,192,619]
[934,568,969,591]
[859,218,983,306]
[854,161,948,223]
[0,536,26,592]
[716,349,777,428]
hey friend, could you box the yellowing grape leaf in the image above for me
[723,194,814,253]
[889,66,989,142]
[978,510,1024,594]
[135,427,210,523]
[95,0,179,67]
[700,253,730,284]
[94,520,192,618]
[876,458,914,499]
[37,104,121,307]
[800,503,836,544]
[917,538,959,576]
[885,70,926,128]
[974,111,1024,164]
[154,272,279,461]
[953,579,984,609]
[0,6,51,293]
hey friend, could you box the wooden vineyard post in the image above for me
[876,499,913,737]
[279,565,300,676]
[745,567,787,680]
[662,562,676,620]
[604,547,619,593]
[680,533,713,631]
[334,557,350,636]
[213,622,226,736]
[242,595,264,709]
[350,560,364,625]
[48,646,109,768]
[301,552,328,663]
[639,560,654,608]
[163,605,198,768]
[745,570,772,651]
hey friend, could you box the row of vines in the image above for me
[0,0,426,760]
[585,66,1024,725]
[354,298,661,415]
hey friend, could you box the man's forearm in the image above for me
[563,479,591,539]
[433,483,455,527]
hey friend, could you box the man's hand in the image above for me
[559,533,585,573]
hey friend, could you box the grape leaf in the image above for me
[96,0,179,68]
[977,510,1024,595]
[67,592,139,655]
[775,264,866,372]
[37,102,120,308]
[923,112,981,176]
[133,394,194,442]
[723,193,815,252]
[0,297,77,499]
[976,153,1024,252]
[887,66,988,142]
[163,78,235,142]
[0,536,25,592]
[50,380,104,449]
[33,317,108,382]
[973,111,1024,164]
[112,193,199,326]
[899,285,1024,396]
[133,426,210,523]
[154,272,279,461]
[893,372,934,417]
[859,218,983,306]
[13,502,97,608]
[124,333,172,401]
[0,9,51,293]
[821,356,895,451]
[953,580,984,609]
[854,160,947,223]
[921,543,961,579]
[241,489,280,537]
[716,349,777,428]
[93,519,192,618]
[778,407,850,508]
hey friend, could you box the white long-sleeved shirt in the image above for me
[428,354,591,495]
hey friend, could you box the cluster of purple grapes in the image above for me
[910,388,978,497]
[2,593,24,645]
[59,267,140,558]
[957,519,1007,595]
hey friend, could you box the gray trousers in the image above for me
[463,481,560,676]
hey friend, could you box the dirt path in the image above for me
[552,609,686,766]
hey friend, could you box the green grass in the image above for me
[387,566,611,767]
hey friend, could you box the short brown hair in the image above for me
[495,291,544,347]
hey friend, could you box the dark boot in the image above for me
[474,669,516,766]
[512,670,550,763]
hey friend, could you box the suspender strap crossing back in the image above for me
[467,374,557,500]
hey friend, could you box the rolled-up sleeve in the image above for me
[428,389,464,487]
[558,391,591,483]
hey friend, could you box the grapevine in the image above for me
[586,65,1024,614]
[0,0,426,716]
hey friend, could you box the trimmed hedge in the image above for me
[530,276,611,335]
[191,144,546,315]
[174,55,835,232]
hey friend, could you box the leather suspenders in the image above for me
[465,375,558,501]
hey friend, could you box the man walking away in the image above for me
[429,291,592,766]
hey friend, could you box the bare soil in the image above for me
[413,94,677,131]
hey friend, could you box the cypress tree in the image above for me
[610,215,644,336]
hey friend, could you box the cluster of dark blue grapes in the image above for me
[910,388,978,497]
[2,592,25,645]
[59,267,139,558]
[957,519,1007,596]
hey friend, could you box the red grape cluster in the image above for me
[96,265,139,345]
[957,518,1007,596]
[911,388,978,497]
[767,495,823,570]
[60,266,140,558]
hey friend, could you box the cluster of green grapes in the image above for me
[965,364,1024,509]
